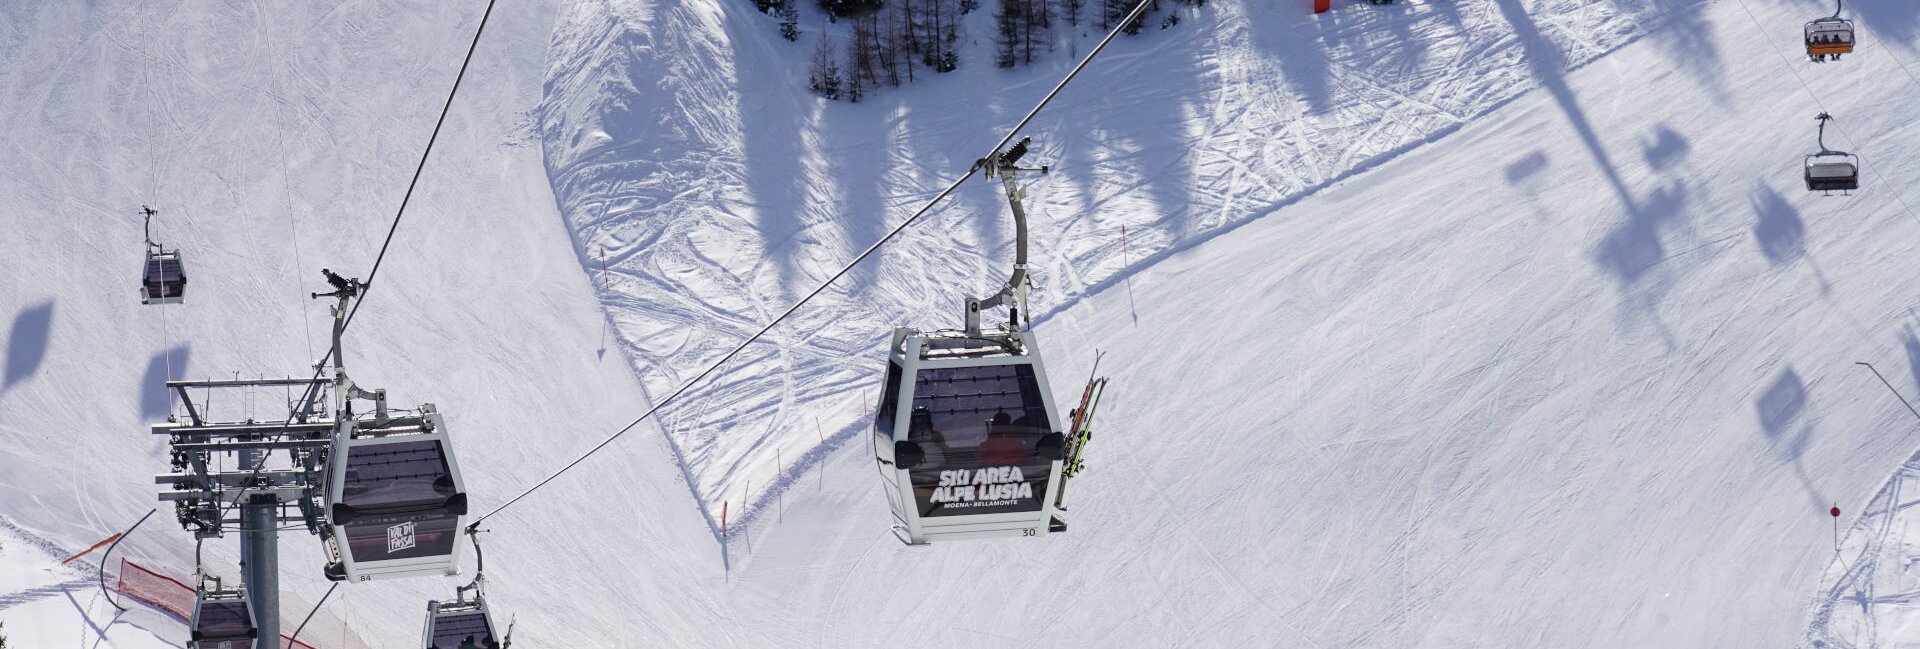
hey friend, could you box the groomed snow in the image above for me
[4,0,1920,646]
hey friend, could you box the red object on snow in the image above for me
[1315,0,1331,13]
[1832,505,1842,518]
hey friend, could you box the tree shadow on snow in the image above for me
[1496,0,1697,337]
[3,301,54,392]
[1254,3,1337,116]
[1631,1,1729,103]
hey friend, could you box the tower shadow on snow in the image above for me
[141,345,191,420]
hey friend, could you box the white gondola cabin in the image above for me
[422,596,502,649]
[189,581,257,649]
[873,328,1069,545]
[322,404,469,581]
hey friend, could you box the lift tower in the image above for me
[152,269,380,646]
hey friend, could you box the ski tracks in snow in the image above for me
[538,0,1688,536]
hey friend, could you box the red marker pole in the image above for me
[1831,504,1841,550]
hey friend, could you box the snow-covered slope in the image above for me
[8,0,1920,646]
[538,0,1713,531]
[0,0,718,645]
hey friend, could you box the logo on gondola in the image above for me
[929,466,1034,507]
[387,521,417,553]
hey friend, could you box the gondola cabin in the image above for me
[1805,18,1854,59]
[1805,152,1860,193]
[189,585,257,649]
[141,250,187,305]
[872,328,1069,545]
[323,404,469,581]
[423,597,501,649]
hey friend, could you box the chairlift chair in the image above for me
[1804,112,1859,194]
[422,596,502,649]
[1804,0,1854,61]
[322,404,469,581]
[189,578,257,649]
[140,206,187,305]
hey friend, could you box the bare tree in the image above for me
[1058,0,1084,28]
[845,15,880,100]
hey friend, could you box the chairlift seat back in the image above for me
[1806,156,1859,191]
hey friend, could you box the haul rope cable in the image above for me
[466,0,1163,531]
[284,582,339,647]
[217,0,501,521]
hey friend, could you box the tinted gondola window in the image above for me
[428,611,496,649]
[875,361,904,450]
[908,364,1053,517]
[340,440,461,563]
[145,257,186,299]
[196,600,253,635]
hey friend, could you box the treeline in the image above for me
[753,0,1203,101]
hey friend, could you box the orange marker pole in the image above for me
[62,532,123,565]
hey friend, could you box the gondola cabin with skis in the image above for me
[870,137,1108,545]
[874,328,1071,544]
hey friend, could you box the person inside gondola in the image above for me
[459,636,480,649]
[907,407,952,469]
[978,411,1027,465]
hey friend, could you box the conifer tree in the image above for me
[809,31,843,99]
[780,1,801,40]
